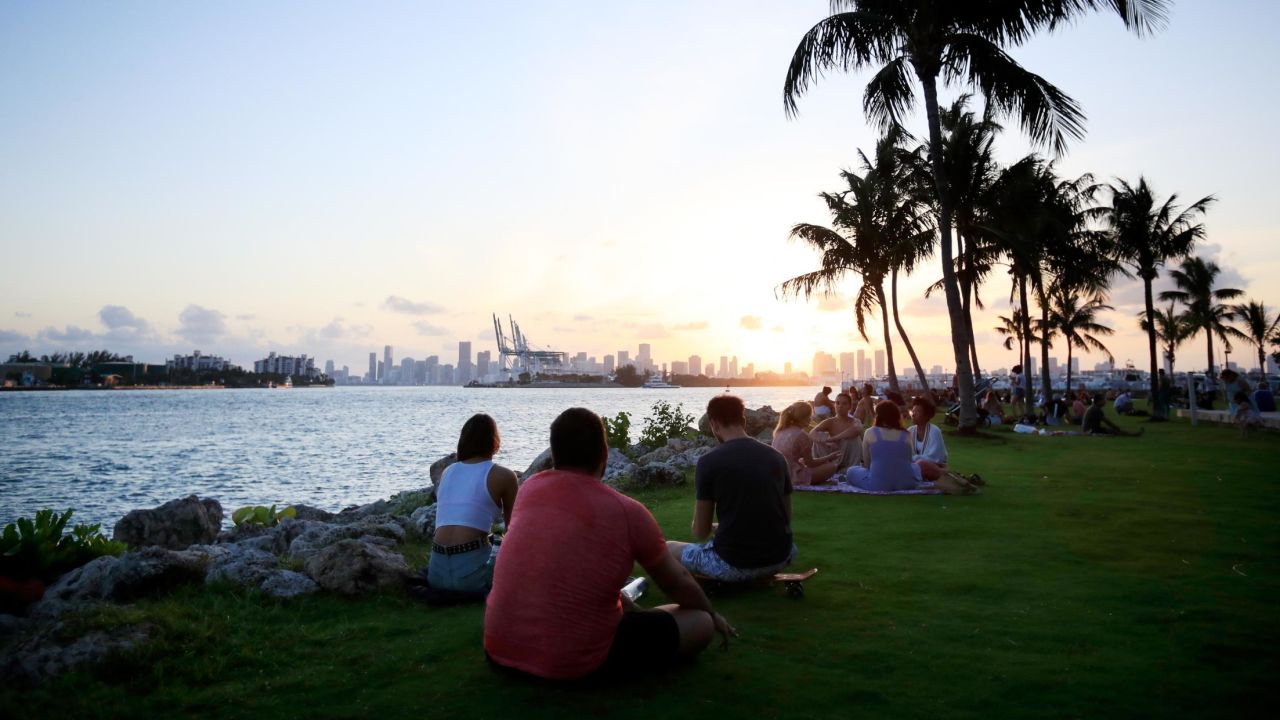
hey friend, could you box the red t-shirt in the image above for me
[483,468,668,679]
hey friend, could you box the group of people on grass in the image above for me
[427,390,965,682]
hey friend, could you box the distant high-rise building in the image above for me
[324,360,335,376]
[457,341,472,385]
[705,363,715,377]
[784,361,792,376]
[856,350,866,380]
[1048,357,1059,374]
[383,346,393,384]
[730,356,738,378]
[638,343,651,367]
[689,355,702,377]
[839,352,855,376]
[719,356,729,377]
[671,361,688,375]
[861,358,872,381]
[874,350,885,377]
[439,363,455,385]
[742,363,754,378]
[477,351,491,378]
[618,350,630,367]
[368,353,377,382]
[424,355,439,385]
[604,354,615,373]
[1028,357,1037,378]
[377,360,384,381]
[401,357,415,385]
[1070,357,1080,375]
[932,365,943,376]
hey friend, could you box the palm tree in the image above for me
[995,309,1031,352]
[1140,302,1193,373]
[1103,177,1213,402]
[783,0,1168,430]
[778,134,930,395]
[1232,300,1280,375]
[1048,286,1114,394]
[1160,256,1244,378]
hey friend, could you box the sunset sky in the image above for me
[2,1,1278,376]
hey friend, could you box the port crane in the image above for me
[492,314,566,375]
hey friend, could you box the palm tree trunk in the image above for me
[891,268,929,391]
[875,284,900,395]
[1039,292,1053,402]
[960,234,982,379]
[1206,331,1216,403]
[1143,277,1159,411]
[921,75,976,430]
[1260,346,1267,376]
[1019,277,1034,420]
[1066,344,1074,400]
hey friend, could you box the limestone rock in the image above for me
[636,446,676,465]
[259,570,318,598]
[697,406,779,437]
[286,517,403,561]
[629,463,686,488]
[408,504,437,538]
[291,504,335,522]
[430,453,458,485]
[521,447,554,482]
[101,547,209,601]
[303,539,409,596]
[0,621,155,685]
[112,495,223,550]
[205,545,278,587]
[39,555,118,606]
[603,447,637,486]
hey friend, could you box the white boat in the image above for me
[642,377,680,389]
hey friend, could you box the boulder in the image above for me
[112,495,223,550]
[259,570,319,599]
[291,504,335,522]
[756,428,774,445]
[626,442,651,457]
[39,555,118,606]
[697,406,779,437]
[0,621,155,686]
[303,539,410,596]
[629,463,686,488]
[386,487,436,516]
[636,446,677,465]
[521,448,554,482]
[336,499,391,521]
[286,518,403,562]
[101,547,209,601]
[603,447,637,487]
[204,545,278,588]
[430,453,458,485]
[0,613,31,640]
[408,504,437,538]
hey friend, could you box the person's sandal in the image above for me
[968,473,986,486]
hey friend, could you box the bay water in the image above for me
[0,385,818,528]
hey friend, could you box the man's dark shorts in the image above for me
[487,608,680,682]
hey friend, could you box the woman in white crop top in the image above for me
[427,414,519,595]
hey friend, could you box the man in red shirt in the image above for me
[484,407,734,680]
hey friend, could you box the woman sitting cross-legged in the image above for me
[772,401,841,486]
[427,413,519,595]
[846,400,923,492]
[906,395,947,481]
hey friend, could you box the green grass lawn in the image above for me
[4,413,1278,719]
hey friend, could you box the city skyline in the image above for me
[2,3,1277,380]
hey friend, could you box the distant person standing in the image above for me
[1254,381,1276,413]
[668,394,796,583]
[1010,365,1026,420]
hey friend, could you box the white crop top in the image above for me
[434,460,502,531]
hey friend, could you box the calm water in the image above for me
[0,386,817,528]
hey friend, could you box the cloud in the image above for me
[414,321,449,336]
[573,313,593,322]
[236,314,256,321]
[384,296,443,315]
[37,325,96,343]
[816,295,846,312]
[14,312,31,319]
[740,315,763,330]
[176,305,228,343]
[905,294,947,316]
[674,321,709,331]
[0,329,29,345]
[318,318,371,340]
[633,323,671,339]
[98,305,149,331]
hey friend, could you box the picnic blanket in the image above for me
[795,481,943,496]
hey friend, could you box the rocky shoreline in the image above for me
[0,405,783,685]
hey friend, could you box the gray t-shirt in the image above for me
[695,437,793,569]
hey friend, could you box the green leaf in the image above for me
[231,507,256,526]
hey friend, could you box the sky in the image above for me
[2,1,1278,376]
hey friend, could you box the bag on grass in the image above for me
[935,471,980,496]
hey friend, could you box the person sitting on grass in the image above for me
[811,391,864,470]
[846,400,922,491]
[427,413,518,595]
[1254,381,1276,413]
[906,395,947,482]
[484,408,734,682]
[983,389,1005,425]
[854,383,875,425]
[813,386,836,419]
[772,401,841,486]
[1113,390,1134,415]
[1083,395,1143,437]
[1221,369,1255,412]
[667,394,797,584]
[1234,391,1263,436]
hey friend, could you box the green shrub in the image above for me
[638,401,696,449]
[603,411,632,450]
[230,505,296,527]
[0,509,127,582]
[387,489,436,516]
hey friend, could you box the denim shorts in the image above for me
[680,542,797,583]
[427,543,499,595]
